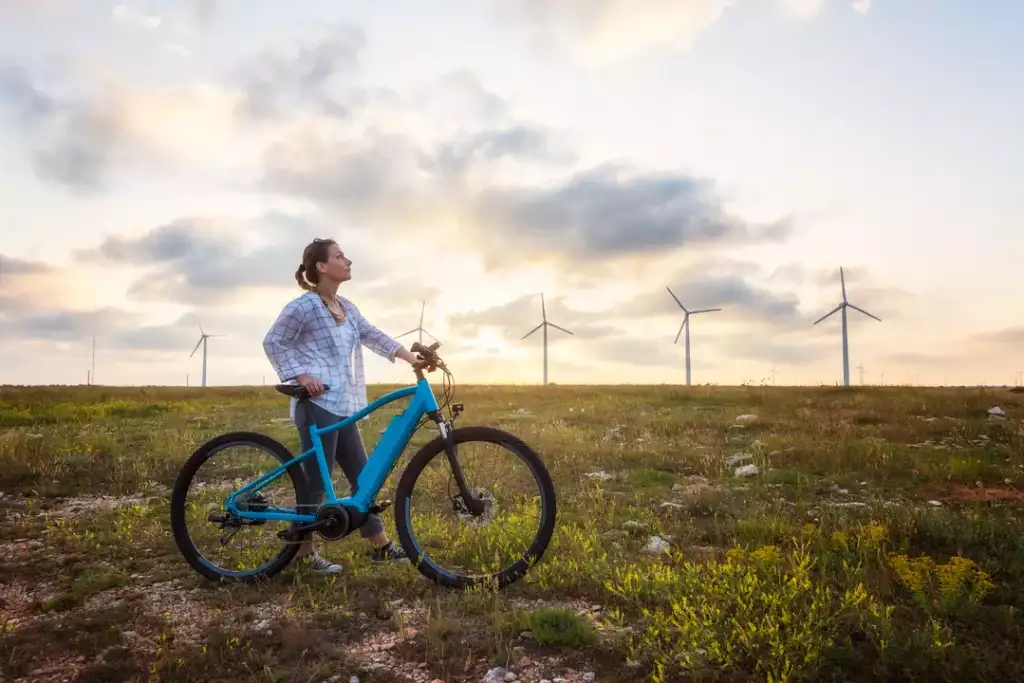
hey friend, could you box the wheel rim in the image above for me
[178,440,301,579]
[402,439,551,584]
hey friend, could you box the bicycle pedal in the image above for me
[369,499,392,514]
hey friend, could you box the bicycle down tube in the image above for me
[224,378,440,523]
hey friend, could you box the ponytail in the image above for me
[295,264,314,291]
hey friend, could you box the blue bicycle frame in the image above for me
[223,377,440,523]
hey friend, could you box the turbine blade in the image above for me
[840,267,847,302]
[395,327,418,339]
[548,322,573,336]
[198,322,205,336]
[813,304,843,325]
[419,300,425,327]
[690,308,722,314]
[541,293,547,322]
[848,303,881,322]
[673,317,686,344]
[666,286,687,312]
[189,337,203,357]
[422,328,439,342]
[520,322,543,340]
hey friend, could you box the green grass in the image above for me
[1,383,1023,682]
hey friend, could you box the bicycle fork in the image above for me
[431,412,487,517]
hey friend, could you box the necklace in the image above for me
[317,290,346,324]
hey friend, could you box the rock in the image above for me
[584,471,614,481]
[735,413,759,424]
[505,672,518,682]
[350,677,360,683]
[725,452,751,467]
[989,406,1006,416]
[643,535,671,554]
[659,501,684,511]
[482,667,507,683]
[734,464,759,477]
[583,674,596,683]
[927,500,943,507]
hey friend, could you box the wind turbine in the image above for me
[189,323,224,388]
[857,360,866,385]
[520,293,573,386]
[813,266,880,387]
[666,286,721,386]
[396,300,438,346]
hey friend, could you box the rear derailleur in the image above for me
[208,492,268,545]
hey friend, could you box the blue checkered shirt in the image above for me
[263,291,403,419]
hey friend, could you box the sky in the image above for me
[1,0,1022,388]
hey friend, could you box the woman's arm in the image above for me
[347,300,409,363]
[263,300,310,381]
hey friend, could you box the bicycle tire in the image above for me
[393,425,557,590]
[170,431,313,583]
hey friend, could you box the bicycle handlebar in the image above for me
[410,341,443,374]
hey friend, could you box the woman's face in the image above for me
[317,243,352,283]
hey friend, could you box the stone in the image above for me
[734,464,759,477]
[643,535,671,554]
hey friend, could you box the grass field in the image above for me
[2,382,1024,683]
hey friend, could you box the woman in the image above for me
[263,237,422,574]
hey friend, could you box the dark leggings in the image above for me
[293,400,384,539]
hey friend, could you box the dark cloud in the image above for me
[262,130,427,220]
[467,163,792,262]
[1,253,51,277]
[77,212,390,305]
[234,25,366,121]
[0,306,133,344]
[424,124,575,176]
[0,63,119,191]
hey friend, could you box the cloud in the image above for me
[467,165,792,265]
[0,63,244,190]
[971,326,1024,347]
[234,25,366,121]
[494,0,737,65]
[1,254,52,277]
[446,293,615,341]
[111,4,162,30]
[777,0,826,19]
[75,212,396,306]
[852,0,872,13]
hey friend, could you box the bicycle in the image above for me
[169,341,557,589]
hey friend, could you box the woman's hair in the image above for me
[295,238,338,291]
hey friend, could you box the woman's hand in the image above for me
[295,373,325,397]
[396,347,422,365]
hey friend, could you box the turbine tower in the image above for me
[520,293,573,386]
[396,300,438,346]
[189,323,224,387]
[666,286,721,386]
[813,266,880,387]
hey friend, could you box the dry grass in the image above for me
[1,383,1023,682]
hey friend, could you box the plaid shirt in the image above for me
[263,291,403,419]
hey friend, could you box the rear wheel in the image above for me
[394,426,557,590]
[170,431,312,583]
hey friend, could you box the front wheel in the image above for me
[394,425,557,590]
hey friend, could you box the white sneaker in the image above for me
[300,552,343,574]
